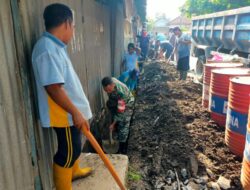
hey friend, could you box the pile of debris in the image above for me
[128,62,242,190]
[153,168,231,190]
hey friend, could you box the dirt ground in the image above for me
[127,61,242,190]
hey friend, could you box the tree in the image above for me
[147,18,155,32]
[181,0,250,17]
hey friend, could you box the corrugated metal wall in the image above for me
[81,0,111,113]
[0,0,114,189]
[124,0,135,47]
[18,0,111,112]
[113,2,126,77]
[111,0,136,77]
[0,1,37,189]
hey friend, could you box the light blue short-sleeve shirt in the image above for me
[124,53,138,71]
[177,33,191,59]
[32,32,92,128]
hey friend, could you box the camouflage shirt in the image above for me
[110,78,134,122]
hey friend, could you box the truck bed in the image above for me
[192,6,250,54]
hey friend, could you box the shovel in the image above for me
[166,47,176,64]
[102,130,119,154]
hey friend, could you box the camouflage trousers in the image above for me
[115,106,133,143]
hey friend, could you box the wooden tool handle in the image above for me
[82,127,126,190]
[109,130,114,144]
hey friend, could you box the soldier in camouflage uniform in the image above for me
[102,77,134,154]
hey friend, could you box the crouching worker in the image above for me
[102,77,135,154]
[32,3,92,190]
[118,69,139,92]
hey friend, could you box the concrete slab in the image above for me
[72,153,128,190]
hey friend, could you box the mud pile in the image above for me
[128,62,242,190]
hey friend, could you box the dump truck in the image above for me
[191,6,250,78]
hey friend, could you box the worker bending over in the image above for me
[102,77,134,154]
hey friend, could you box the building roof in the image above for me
[167,15,191,27]
[154,17,169,27]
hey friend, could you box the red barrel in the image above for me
[202,63,243,108]
[241,95,250,189]
[225,77,250,157]
[209,68,250,126]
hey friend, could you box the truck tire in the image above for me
[196,55,206,82]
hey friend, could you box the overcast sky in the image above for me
[147,0,186,19]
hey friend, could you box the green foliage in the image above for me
[181,0,250,17]
[128,167,142,181]
[147,18,155,32]
[180,26,190,33]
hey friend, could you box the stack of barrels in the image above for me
[241,95,250,189]
[209,68,250,126]
[225,77,250,157]
[202,63,243,108]
[201,59,250,188]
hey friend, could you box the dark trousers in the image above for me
[53,126,82,168]
[177,56,190,80]
[118,129,130,154]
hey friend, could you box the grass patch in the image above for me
[128,166,142,181]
